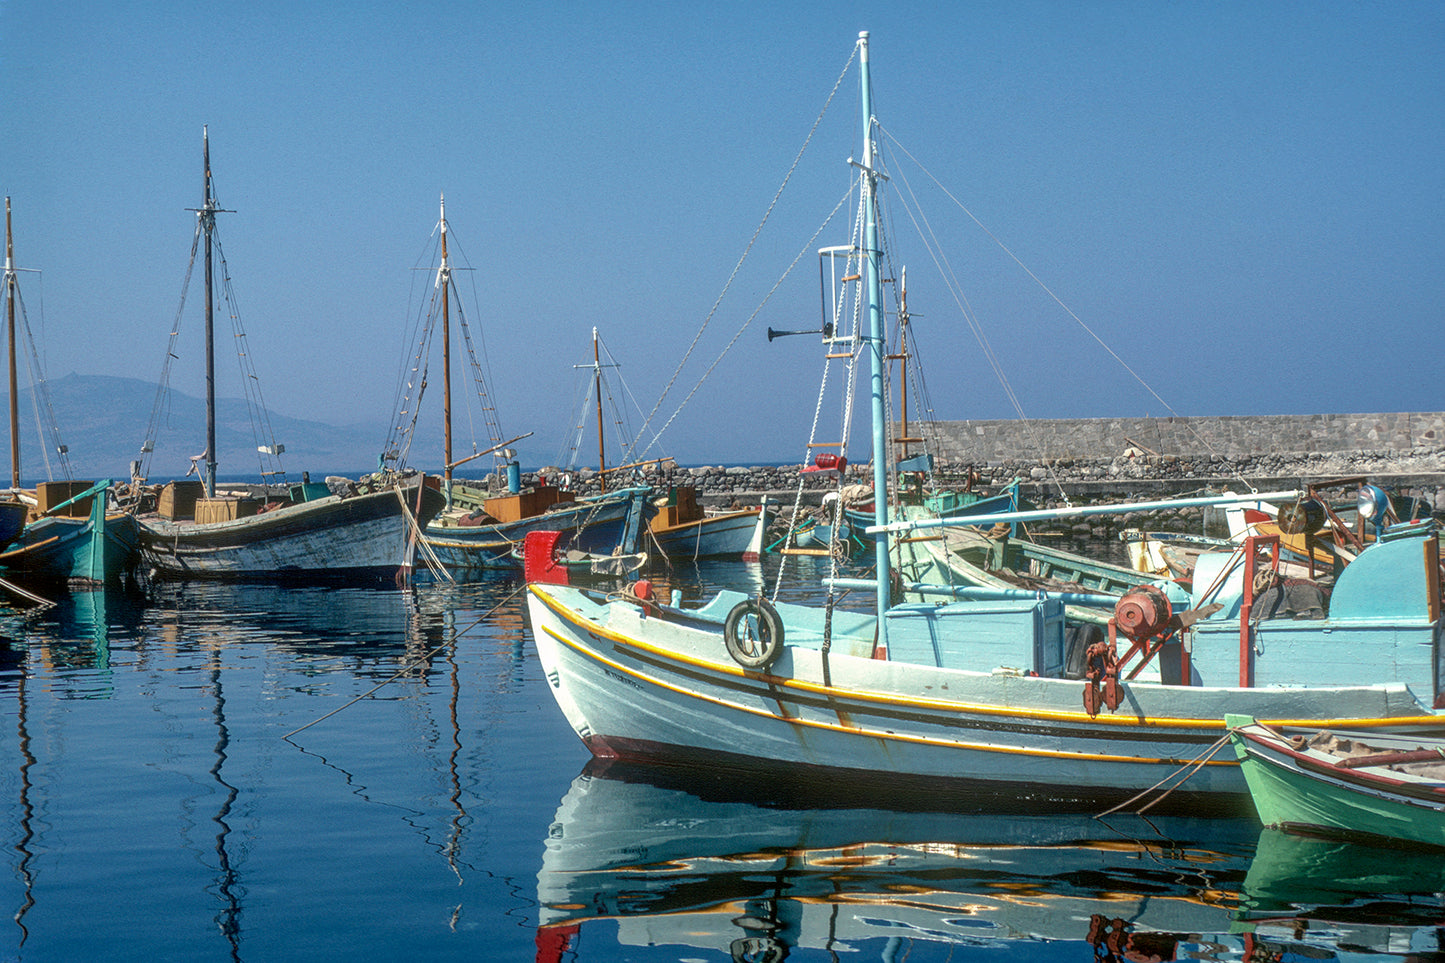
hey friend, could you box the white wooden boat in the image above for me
[524,32,1444,804]
[132,129,442,581]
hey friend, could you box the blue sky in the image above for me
[5,1,1442,468]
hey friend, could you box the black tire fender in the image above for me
[723,597,784,669]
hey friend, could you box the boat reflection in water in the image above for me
[536,761,1246,961]
[535,762,1445,962]
[1239,829,1445,957]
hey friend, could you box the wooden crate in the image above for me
[36,481,96,518]
[194,497,261,525]
[651,486,700,530]
[483,486,574,523]
[159,480,206,520]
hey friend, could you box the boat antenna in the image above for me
[858,31,893,628]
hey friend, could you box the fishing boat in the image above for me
[1122,479,1413,581]
[893,508,1151,627]
[524,32,1444,804]
[0,198,138,587]
[131,129,441,582]
[1227,715,1445,850]
[649,487,772,561]
[383,205,652,577]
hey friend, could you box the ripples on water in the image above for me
[0,557,1440,962]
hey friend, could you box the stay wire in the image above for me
[639,188,855,460]
[878,124,1255,493]
[632,45,857,458]
[880,140,1069,501]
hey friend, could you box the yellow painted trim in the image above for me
[536,623,1218,767]
[528,585,1443,735]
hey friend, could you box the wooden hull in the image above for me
[0,497,138,587]
[1228,718,1445,849]
[894,520,1143,626]
[423,486,651,574]
[0,500,27,551]
[526,583,1441,803]
[137,476,442,582]
[650,507,768,560]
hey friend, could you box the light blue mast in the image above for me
[858,31,892,638]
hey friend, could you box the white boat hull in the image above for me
[526,584,1441,803]
[138,479,442,581]
[651,508,767,560]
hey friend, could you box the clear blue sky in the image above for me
[5,1,1442,468]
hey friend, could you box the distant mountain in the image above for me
[10,373,385,482]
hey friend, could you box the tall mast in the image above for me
[5,197,18,488]
[201,127,219,497]
[895,267,916,462]
[439,194,454,487]
[859,31,892,627]
[593,327,607,494]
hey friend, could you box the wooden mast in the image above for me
[439,194,454,488]
[592,327,606,494]
[4,197,18,488]
[200,127,219,498]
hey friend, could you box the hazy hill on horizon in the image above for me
[10,372,396,483]
[9,373,781,484]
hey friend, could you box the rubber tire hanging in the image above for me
[723,598,784,669]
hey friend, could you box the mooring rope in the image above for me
[1094,731,1234,818]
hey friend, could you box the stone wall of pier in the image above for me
[535,413,1445,525]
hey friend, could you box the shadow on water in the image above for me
[536,759,1445,962]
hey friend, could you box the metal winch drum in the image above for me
[1113,584,1173,639]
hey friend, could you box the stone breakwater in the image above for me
[538,445,1445,547]
[925,412,1445,462]
[531,413,1445,545]
[552,446,1445,507]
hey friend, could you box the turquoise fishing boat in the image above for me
[1,198,138,587]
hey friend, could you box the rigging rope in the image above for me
[879,140,1068,501]
[384,219,506,476]
[210,225,286,481]
[631,44,858,459]
[138,224,202,482]
[6,281,73,482]
[638,188,855,463]
[877,123,1255,493]
[136,185,289,487]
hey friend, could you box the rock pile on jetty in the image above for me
[529,446,1445,547]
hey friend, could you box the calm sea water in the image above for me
[1,557,1441,962]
